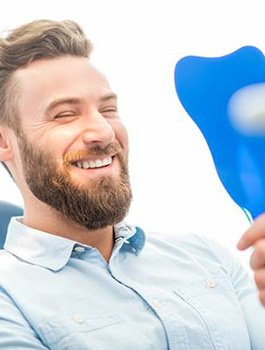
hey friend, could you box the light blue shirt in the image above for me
[0,217,265,349]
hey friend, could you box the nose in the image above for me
[82,110,115,147]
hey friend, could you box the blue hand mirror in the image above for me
[175,46,265,219]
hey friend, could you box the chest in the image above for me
[3,253,251,350]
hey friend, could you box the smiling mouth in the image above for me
[72,156,113,169]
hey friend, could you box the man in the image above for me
[0,19,264,350]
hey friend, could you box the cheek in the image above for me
[111,120,128,151]
[37,127,79,159]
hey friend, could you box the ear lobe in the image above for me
[0,127,13,162]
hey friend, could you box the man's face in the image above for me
[12,56,132,229]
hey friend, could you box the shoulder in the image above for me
[0,249,27,278]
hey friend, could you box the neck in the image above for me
[22,201,115,263]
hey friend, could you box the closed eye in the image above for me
[101,107,119,118]
[54,112,76,119]
[102,107,117,112]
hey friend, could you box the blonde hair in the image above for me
[0,19,93,175]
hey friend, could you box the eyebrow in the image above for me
[100,92,117,102]
[45,92,118,115]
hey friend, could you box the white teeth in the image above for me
[75,157,112,169]
[82,161,90,169]
[102,158,109,166]
[104,157,112,166]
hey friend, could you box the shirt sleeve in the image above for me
[200,235,265,349]
[0,287,49,349]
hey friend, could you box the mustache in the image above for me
[63,142,123,165]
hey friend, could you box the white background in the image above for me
[1,0,264,264]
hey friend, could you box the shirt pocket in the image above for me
[37,311,123,350]
[173,273,251,350]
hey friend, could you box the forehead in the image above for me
[14,56,112,118]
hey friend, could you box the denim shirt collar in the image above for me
[4,217,146,271]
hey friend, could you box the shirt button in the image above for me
[205,278,216,288]
[152,298,162,309]
[115,236,124,242]
[74,246,85,253]
[72,313,85,324]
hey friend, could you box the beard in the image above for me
[17,133,132,230]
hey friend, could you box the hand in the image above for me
[238,214,265,305]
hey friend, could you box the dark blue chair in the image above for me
[0,201,23,248]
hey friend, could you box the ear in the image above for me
[0,126,13,162]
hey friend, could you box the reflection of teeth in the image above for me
[229,83,265,134]
[74,157,112,169]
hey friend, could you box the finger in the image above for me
[258,290,265,306]
[250,240,265,269]
[237,213,265,250]
[254,269,265,289]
